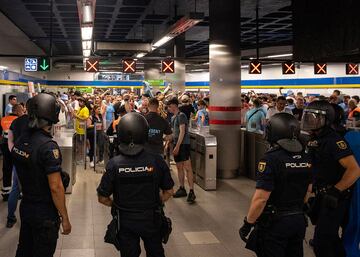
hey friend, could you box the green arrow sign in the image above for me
[38,57,50,71]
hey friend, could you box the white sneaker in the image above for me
[89,161,94,168]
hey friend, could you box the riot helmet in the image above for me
[265,113,302,152]
[301,100,335,131]
[117,112,149,155]
[28,93,60,129]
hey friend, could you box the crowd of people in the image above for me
[242,89,360,133]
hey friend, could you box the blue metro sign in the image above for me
[24,58,38,72]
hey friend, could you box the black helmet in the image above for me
[117,112,149,155]
[301,100,335,131]
[265,113,302,152]
[28,93,60,128]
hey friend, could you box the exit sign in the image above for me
[38,57,50,71]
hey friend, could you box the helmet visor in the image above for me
[300,109,326,131]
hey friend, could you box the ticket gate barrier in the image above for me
[241,129,269,180]
[53,128,77,194]
[189,129,217,191]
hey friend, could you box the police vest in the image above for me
[1,115,17,139]
[11,130,58,204]
[267,148,312,211]
[111,151,160,211]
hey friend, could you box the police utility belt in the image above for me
[104,203,172,250]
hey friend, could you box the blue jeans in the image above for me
[7,167,20,221]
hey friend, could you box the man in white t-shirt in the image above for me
[266,96,293,121]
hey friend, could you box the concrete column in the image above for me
[165,34,186,93]
[209,0,241,178]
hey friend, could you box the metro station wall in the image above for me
[186,63,360,96]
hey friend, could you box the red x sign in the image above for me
[161,59,175,73]
[123,59,136,73]
[249,61,262,74]
[85,59,99,72]
[282,62,295,75]
[346,63,359,75]
[314,63,327,75]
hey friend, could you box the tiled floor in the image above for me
[0,164,316,257]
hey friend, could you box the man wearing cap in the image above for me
[179,94,195,121]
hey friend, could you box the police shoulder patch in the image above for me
[258,162,267,173]
[336,140,348,150]
[52,149,60,159]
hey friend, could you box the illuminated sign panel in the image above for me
[123,59,136,73]
[249,61,262,74]
[85,59,99,72]
[346,63,359,75]
[24,58,38,72]
[38,57,50,71]
[314,63,327,75]
[282,62,295,74]
[161,59,175,73]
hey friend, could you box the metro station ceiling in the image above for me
[0,0,292,58]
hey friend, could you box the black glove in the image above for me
[323,186,342,209]
[239,217,255,243]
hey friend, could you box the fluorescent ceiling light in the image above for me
[151,13,203,50]
[83,49,91,57]
[82,5,93,23]
[82,40,92,50]
[136,52,147,58]
[152,36,174,49]
[266,53,293,58]
[81,26,93,40]
[0,65,8,70]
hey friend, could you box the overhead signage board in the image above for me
[346,63,359,75]
[161,59,175,73]
[24,58,38,72]
[85,59,99,72]
[249,61,262,74]
[282,62,295,75]
[314,63,327,75]
[123,59,136,73]
[38,57,51,71]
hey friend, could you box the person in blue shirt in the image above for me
[103,95,115,129]
[245,98,266,132]
[5,95,17,116]
[194,100,209,127]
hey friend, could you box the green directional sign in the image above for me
[38,57,50,71]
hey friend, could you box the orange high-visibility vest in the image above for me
[1,115,17,138]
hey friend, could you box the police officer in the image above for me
[239,113,313,257]
[97,112,174,257]
[301,100,360,257]
[11,94,72,257]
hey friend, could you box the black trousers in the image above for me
[87,130,104,162]
[119,212,164,257]
[313,198,350,257]
[16,203,60,257]
[255,215,306,257]
[1,141,13,192]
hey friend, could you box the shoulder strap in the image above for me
[248,109,261,121]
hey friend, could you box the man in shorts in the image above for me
[167,98,196,203]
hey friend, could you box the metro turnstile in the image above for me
[242,129,269,180]
[190,129,217,190]
[53,132,77,194]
